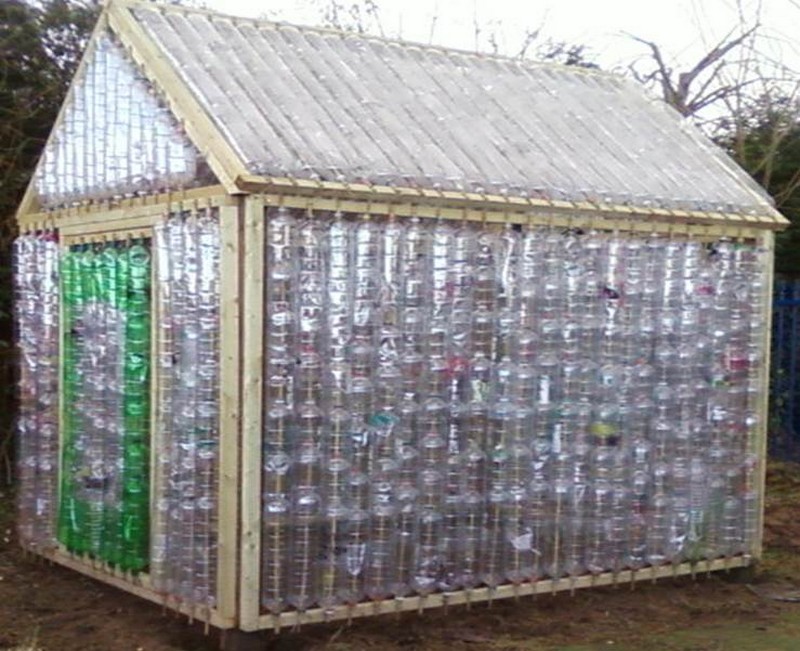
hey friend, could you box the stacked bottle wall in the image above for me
[15,232,60,550]
[58,239,151,572]
[151,210,221,608]
[33,34,202,208]
[260,208,768,612]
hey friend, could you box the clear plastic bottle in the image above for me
[261,207,296,613]
[14,232,60,550]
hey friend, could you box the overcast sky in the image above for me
[202,0,800,76]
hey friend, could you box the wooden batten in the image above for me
[17,185,233,229]
[217,202,243,621]
[255,556,750,630]
[239,195,266,631]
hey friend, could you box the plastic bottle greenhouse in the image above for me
[14,0,789,641]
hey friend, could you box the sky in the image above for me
[200,0,800,79]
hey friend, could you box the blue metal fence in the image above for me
[770,280,800,460]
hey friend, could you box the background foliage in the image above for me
[0,0,100,483]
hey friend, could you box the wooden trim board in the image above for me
[18,185,233,229]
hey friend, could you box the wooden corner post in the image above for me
[217,201,243,623]
[239,195,265,630]
[753,229,776,560]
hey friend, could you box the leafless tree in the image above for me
[627,25,760,118]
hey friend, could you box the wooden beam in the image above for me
[239,195,265,631]
[253,556,750,630]
[18,185,232,228]
[235,175,790,231]
[217,202,242,622]
[107,3,248,194]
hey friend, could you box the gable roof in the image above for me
[21,0,789,228]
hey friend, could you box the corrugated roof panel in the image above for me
[130,4,778,216]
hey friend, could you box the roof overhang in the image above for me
[236,174,791,232]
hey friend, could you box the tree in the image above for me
[0,0,100,482]
[1,0,100,224]
[626,10,800,276]
[721,95,800,276]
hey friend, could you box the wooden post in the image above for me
[753,230,776,560]
[217,203,242,622]
[239,195,265,630]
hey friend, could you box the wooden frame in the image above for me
[27,191,241,630]
[240,194,770,633]
[17,185,231,230]
[253,192,771,240]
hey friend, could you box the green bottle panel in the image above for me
[58,240,151,572]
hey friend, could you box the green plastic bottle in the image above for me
[58,240,151,572]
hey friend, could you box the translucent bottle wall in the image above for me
[151,210,221,608]
[58,240,152,572]
[33,34,202,208]
[260,208,767,613]
[14,232,60,550]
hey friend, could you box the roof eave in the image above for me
[235,174,790,232]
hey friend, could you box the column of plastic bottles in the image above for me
[152,210,220,607]
[258,208,767,613]
[35,35,200,208]
[14,232,60,550]
[58,239,150,572]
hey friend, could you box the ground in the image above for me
[2,464,800,651]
